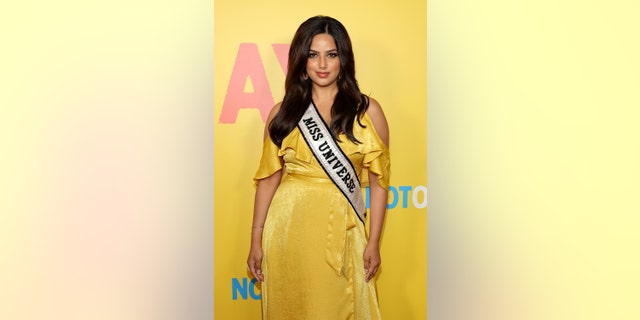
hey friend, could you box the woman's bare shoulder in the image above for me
[269,102,282,119]
[365,98,390,146]
[263,102,282,140]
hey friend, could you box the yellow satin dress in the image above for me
[254,113,390,320]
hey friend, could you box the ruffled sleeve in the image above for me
[358,113,391,190]
[253,137,283,187]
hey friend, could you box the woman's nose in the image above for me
[319,56,326,69]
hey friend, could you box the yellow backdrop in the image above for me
[214,1,427,318]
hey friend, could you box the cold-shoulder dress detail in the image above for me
[254,113,390,320]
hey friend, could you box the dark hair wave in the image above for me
[269,15,369,147]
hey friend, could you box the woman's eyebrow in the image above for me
[308,48,338,52]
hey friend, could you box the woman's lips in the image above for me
[316,72,329,78]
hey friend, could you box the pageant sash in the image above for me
[297,102,366,223]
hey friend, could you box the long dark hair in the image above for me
[269,15,369,147]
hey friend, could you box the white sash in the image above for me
[297,102,366,223]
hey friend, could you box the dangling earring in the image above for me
[303,73,309,80]
[338,73,343,80]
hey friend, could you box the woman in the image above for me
[248,15,390,319]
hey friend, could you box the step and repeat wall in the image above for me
[214,0,427,318]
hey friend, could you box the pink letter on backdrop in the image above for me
[271,44,290,74]
[219,43,274,123]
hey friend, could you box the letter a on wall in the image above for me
[219,43,274,123]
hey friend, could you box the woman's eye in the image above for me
[328,53,338,58]
[308,53,318,58]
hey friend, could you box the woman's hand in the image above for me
[247,244,264,282]
[363,242,381,282]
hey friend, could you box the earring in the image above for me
[303,73,309,80]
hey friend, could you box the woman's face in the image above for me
[306,33,341,89]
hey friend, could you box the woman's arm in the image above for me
[363,98,390,282]
[247,170,281,282]
[247,103,283,282]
